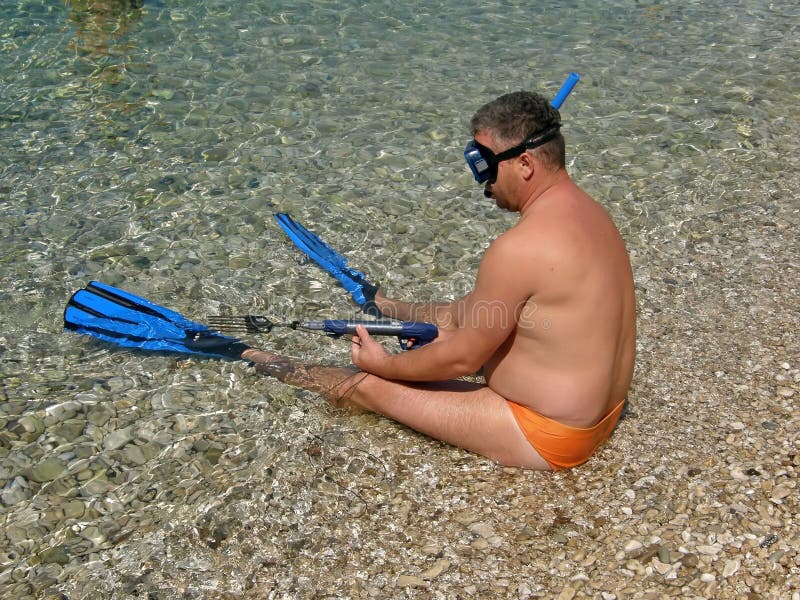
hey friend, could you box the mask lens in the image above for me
[464,141,495,184]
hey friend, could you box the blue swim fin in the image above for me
[64,281,250,360]
[275,213,382,316]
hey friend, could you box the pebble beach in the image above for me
[1,1,798,598]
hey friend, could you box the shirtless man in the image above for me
[243,91,636,470]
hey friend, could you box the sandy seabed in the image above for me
[21,180,792,599]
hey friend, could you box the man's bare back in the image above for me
[481,178,636,428]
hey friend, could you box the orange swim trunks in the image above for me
[507,399,625,470]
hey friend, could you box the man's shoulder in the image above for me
[499,210,566,253]
[487,224,536,256]
[478,221,557,279]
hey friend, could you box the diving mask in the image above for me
[464,124,561,184]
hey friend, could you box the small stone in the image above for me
[652,559,672,575]
[204,447,223,465]
[468,522,495,538]
[103,427,133,451]
[80,478,112,496]
[44,401,81,424]
[776,386,795,397]
[552,534,569,544]
[722,558,740,577]
[121,445,148,466]
[454,510,479,525]
[700,573,715,583]
[106,377,130,393]
[682,553,699,567]
[1,477,31,506]
[760,533,779,548]
[770,484,792,501]
[30,457,66,483]
[172,414,195,434]
[38,546,70,565]
[696,545,722,556]
[556,587,577,600]
[6,523,28,544]
[102,495,125,513]
[87,405,115,427]
[421,559,450,580]
[729,467,749,481]
[53,419,85,442]
[624,540,644,553]
[471,537,490,550]
[420,543,441,555]
[193,438,211,453]
[396,575,429,588]
[15,416,45,442]
[202,147,230,162]
[62,500,86,519]
[81,525,106,545]
[729,421,745,431]
[151,89,175,100]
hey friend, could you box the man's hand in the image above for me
[351,325,390,375]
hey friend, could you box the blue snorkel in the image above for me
[465,72,581,184]
[550,72,580,110]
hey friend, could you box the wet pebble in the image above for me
[420,559,450,579]
[44,402,81,426]
[1,477,31,506]
[38,546,69,565]
[29,457,66,483]
[722,558,740,577]
[52,419,85,442]
[202,147,231,162]
[624,539,643,553]
[87,404,115,427]
[120,444,148,466]
[396,575,429,588]
[103,427,133,451]
[13,415,45,442]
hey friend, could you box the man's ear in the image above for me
[518,151,536,180]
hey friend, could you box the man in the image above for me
[244,91,636,470]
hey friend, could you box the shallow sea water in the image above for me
[1,1,799,598]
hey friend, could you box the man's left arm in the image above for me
[352,235,531,381]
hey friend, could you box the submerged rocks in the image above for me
[28,457,67,483]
